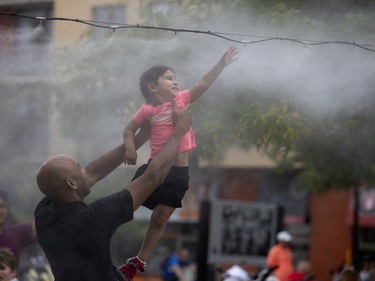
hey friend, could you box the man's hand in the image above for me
[171,100,192,135]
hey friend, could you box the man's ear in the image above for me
[147,82,157,93]
[66,177,78,190]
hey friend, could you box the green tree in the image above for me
[219,93,375,192]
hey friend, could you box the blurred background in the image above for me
[0,0,375,280]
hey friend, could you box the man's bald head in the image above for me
[36,155,80,201]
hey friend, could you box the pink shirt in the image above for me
[133,90,196,158]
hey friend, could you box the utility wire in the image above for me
[1,11,374,53]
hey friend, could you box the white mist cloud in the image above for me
[1,4,374,213]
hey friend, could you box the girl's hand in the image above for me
[221,46,238,67]
[124,150,137,165]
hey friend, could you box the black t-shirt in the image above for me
[34,190,133,281]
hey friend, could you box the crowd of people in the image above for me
[1,180,375,281]
[220,230,375,281]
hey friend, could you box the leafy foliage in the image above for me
[216,92,375,191]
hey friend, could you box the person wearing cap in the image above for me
[222,263,251,281]
[266,230,294,281]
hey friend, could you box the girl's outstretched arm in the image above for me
[189,46,238,103]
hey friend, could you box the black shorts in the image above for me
[131,160,189,210]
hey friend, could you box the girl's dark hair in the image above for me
[139,65,175,103]
[0,248,16,271]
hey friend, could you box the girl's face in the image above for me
[0,262,16,281]
[152,69,180,104]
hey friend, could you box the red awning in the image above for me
[346,187,375,227]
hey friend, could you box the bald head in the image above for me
[36,155,82,202]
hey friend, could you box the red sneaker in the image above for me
[118,256,145,281]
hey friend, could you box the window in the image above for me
[92,5,126,40]
[0,5,52,76]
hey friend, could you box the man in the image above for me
[34,102,192,281]
[162,248,196,281]
[266,230,294,281]
[0,189,37,268]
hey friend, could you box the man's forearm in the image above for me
[189,62,225,103]
[85,127,150,185]
[147,129,185,181]
[147,102,191,184]
[85,144,125,184]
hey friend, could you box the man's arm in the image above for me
[189,46,237,103]
[126,101,192,211]
[266,246,278,267]
[85,125,150,188]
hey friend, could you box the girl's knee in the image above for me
[151,205,175,225]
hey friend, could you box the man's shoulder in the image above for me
[35,196,52,212]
